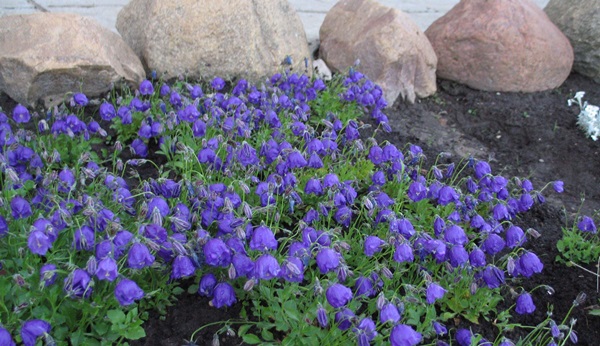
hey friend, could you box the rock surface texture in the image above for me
[0,13,145,108]
[425,0,573,92]
[319,0,437,105]
[545,0,600,84]
[116,0,311,83]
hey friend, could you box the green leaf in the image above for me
[106,309,126,324]
[237,324,251,336]
[242,334,262,344]
[261,328,274,341]
[124,326,146,340]
[589,309,600,316]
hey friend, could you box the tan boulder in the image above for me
[116,0,311,83]
[425,0,573,92]
[0,13,145,108]
[319,0,437,105]
[545,0,600,84]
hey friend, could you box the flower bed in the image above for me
[0,68,587,346]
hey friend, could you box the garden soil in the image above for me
[3,72,600,345]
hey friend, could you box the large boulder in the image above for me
[545,0,600,84]
[116,0,311,83]
[425,0,573,92]
[0,13,145,108]
[319,0,437,105]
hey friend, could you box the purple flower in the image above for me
[131,138,148,157]
[578,216,597,233]
[99,102,116,121]
[249,225,278,251]
[390,324,422,346]
[448,245,469,267]
[211,77,226,91]
[364,235,385,257]
[171,255,196,279]
[204,238,232,267]
[481,265,505,289]
[353,318,377,345]
[316,305,328,328]
[139,80,154,96]
[13,104,31,123]
[505,225,526,248]
[456,329,473,346]
[326,283,353,308]
[96,257,118,281]
[198,273,217,297]
[380,303,401,324]
[334,206,352,227]
[316,247,340,274]
[73,225,95,251]
[237,142,259,167]
[482,233,506,255]
[40,264,57,286]
[335,308,355,331]
[254,253,280,280]
[73,93,88,106]
[438,186,460,206]
[211,282,237,308]
[515,292,536,314]
[432,321,447,336]
[280,256,304,282]
[58,167,76,193]
[11,196,32,219]
[474,161,491,179]
[0,326,15,346]
[28,230,51,256]
[444,225,467,246]
[147,196,170,220]
[354,276,376,297]
[469,247,487,268]
[64,268,92,298]
[492,203,510,221]
[408,181,427,202]
[0,215,8,237]
[393,242,414,263]
[553,181,564,193]
[114,278,144,306]
[426,282,447,304]
[21,319,51,346]
[515,251,543,277]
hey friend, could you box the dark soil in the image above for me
[2,72,600,345]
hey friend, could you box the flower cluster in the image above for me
[0,68,567,345]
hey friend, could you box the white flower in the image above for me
[569,91,600,141]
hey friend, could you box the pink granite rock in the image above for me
[425,0,573,92]
[319,0,437,105]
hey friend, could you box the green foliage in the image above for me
[556,226,600,265]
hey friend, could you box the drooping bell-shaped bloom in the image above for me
[432,321,447,336]
[515,292,536,315]
[58,167,76,193]
[481,265,505,289]
[578,215,597,233]
[99,102,116,121]
[211,77,226,91]
[27,230,52,256]
[171,255,196,279]
[316,305,328,328]
[492,203,510,221]
[147,197,170,221]
[0,215,8,237]
[198,273,218,297]
[553,181,564,193]
[237,142,259,167]
[20,319,51,346]
[72,93,88,106]
[0,326,15,346]
[334,308,355,331]
[444,225,467,246]
[474,161,491,179]
[280,256,304,283]
[390,324,422,346]
[64,268,92,298]
[353,318,377,346]
[211,282,237,308]
[469,247,487,268]
[254,253,281,280]
[316,247,340,274]
[114,278,144,306]
[326,283,353,308]
[139,79,154,96]
[249,225,278,251]
[73,225,95,251]
[426,282,447,304]
[13,104,31,123]
[364,235,385,257]
[11,196,32,219]
[407,181,427,202]
[505,225,526,248]
[334,206,352,227]
[40,264,57,287]
[515,251,543,277]
[437,186,460,206]
[131,138,148,157]
[354,276,376,297]
[447,245,469,267]
[96,257,118,281]
[204,238,232,267]
[482,233,506,255]
[380,303,401,324]
[455,329,473,346]
[393,242,414,263]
